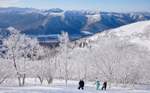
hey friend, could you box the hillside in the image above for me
[0,8,150,42]
[81,21,150,50]
[66,21,150,84]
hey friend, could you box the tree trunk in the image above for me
[12,49,22,87]
[37,75,44,84]
[47,77,53,84]
[65,62,68,87]
[18,76,22,86]
[22,74,26,86]
[0,76,8,84]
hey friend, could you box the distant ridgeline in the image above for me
[0,39,5,58]
[0,7,150,43]
[0,28,8,57]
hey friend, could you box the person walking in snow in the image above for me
[95,77,100,90]
[78,80,85,90]
[101,81,107,90]
[96,80,100,90]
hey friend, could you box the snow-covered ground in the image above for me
[0,85,150,93]
[0,79,150,93]
[87,20,150,50]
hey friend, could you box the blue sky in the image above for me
[0,0,150,12]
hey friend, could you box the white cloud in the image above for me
[0,0,20,3]
[0,0,21,7]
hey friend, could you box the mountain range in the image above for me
[78,20,150,51]
[0,7,150,42]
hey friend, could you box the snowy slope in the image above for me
[84,21,150,50]
[112,21,150,36]
[0,79,150,93]
[110,21,150,50]
[0,86,150,93]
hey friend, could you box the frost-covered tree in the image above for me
[58,31,70,87]
[28,46,45,84]
[43,47,59,84]
[33,46,59,85]
[3,27,41,86]
[86,33,150,86]
[0,58,14,84]
[88,37,121,87]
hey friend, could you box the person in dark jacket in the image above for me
[78,80,84,90]
[101,81,107,90]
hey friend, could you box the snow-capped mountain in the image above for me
[0,7,43,15]
[110,21,150,50]
[0,7,150,42]
[110,21,150,36]
[81,21,150,51]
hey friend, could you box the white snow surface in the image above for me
[0,79,150,93]
[112,20,150,50]
[112,21,150,36]
[86,14,101,25]
[87,20,150,50]
[0,86,149,93]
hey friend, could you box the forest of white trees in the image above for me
[0,28,150,87]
